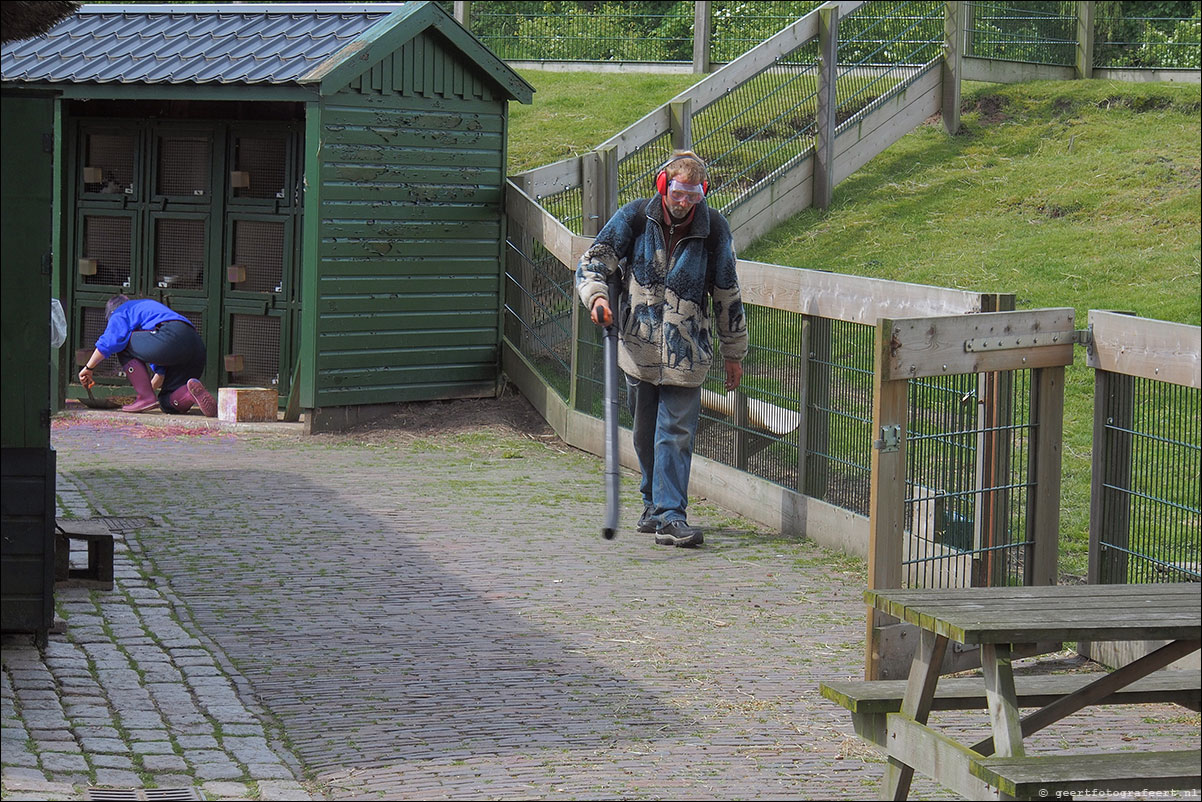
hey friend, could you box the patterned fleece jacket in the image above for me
[576,196,748,388]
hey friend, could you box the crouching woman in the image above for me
[77,294,217,417]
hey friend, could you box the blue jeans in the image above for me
[626,377,702,527]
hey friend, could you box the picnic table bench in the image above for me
[820,583,1201,800]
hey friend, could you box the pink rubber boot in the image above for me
[120,359,159,413]
[166,384,194,413]
[187,379,217,417]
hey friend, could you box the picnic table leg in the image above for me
[880,629,948,800]
[981,643,1025,758]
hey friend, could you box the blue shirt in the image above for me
[95,299,191,357]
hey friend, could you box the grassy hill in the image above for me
[508,71,1202,577]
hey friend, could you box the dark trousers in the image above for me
[120,320,206,395]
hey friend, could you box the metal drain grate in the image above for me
[98,516,155,532]
[85,789,203,801]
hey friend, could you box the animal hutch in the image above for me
[2,1,533,431]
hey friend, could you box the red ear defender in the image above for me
[656,158,709,196]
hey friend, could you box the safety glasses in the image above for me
[667,179,704,205]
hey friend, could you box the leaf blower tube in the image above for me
[601,278,621,540]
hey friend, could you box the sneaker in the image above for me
[187,379,218,418]
[637,507,658,533]
[654,520,703,548]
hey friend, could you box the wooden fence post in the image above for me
[693,0,712,74]
[866,318,908,680]
[732,391,750,472]
[1027,365,1065,587]
[814,4,839,211]
[576,148,618,414]
[581,146,618,238]
[975,293,1015,587]
[1076,0,1095,80]
[453,1,471,28]
[1088,368,1134,585]
[669,99,693,153]
[943,1,964,135]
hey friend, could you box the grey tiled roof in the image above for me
[1,3,415,85]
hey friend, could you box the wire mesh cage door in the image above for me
[866,309,1074,679]
[80,129,138,199]
[230,132,293,205]
[225,312,282,392]
[151,215,209,294]
[78,212,136,292]
[153,130,213,201]
[228,218,286,296]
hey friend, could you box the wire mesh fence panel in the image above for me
[156,135,212,198]
[694,41,822,214]
[537,183,585,236]
[698,2,942,218]
[231,220,285,294]
[503,229,574,401]
[835,1,944,118]
[1094,14,1202,69]
[805,319,875,514]
[1095,376,1201,585]
[232,135,289,201]
[967,1,1077,65]
[82,132,136,196]
[695,304,805,487]
[573,319,633,427]
[616,131,675,212]
[904,369,1033,589]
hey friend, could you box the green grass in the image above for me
[746,80,1201,327]
[507,73,1201,578]
[508,70,699,172]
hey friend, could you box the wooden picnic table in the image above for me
[863,582,1201,800]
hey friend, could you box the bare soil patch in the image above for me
[330,384,559,445]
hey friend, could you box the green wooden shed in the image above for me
[2,1,533,432]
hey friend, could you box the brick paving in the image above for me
[3,402,1199,800]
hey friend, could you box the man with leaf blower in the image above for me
[577,151,747,548]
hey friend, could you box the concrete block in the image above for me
[217,388,278,422]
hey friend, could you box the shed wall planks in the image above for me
[313,82,507,405]
[350,32,496,101]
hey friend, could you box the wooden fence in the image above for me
[862,308,1200,678]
